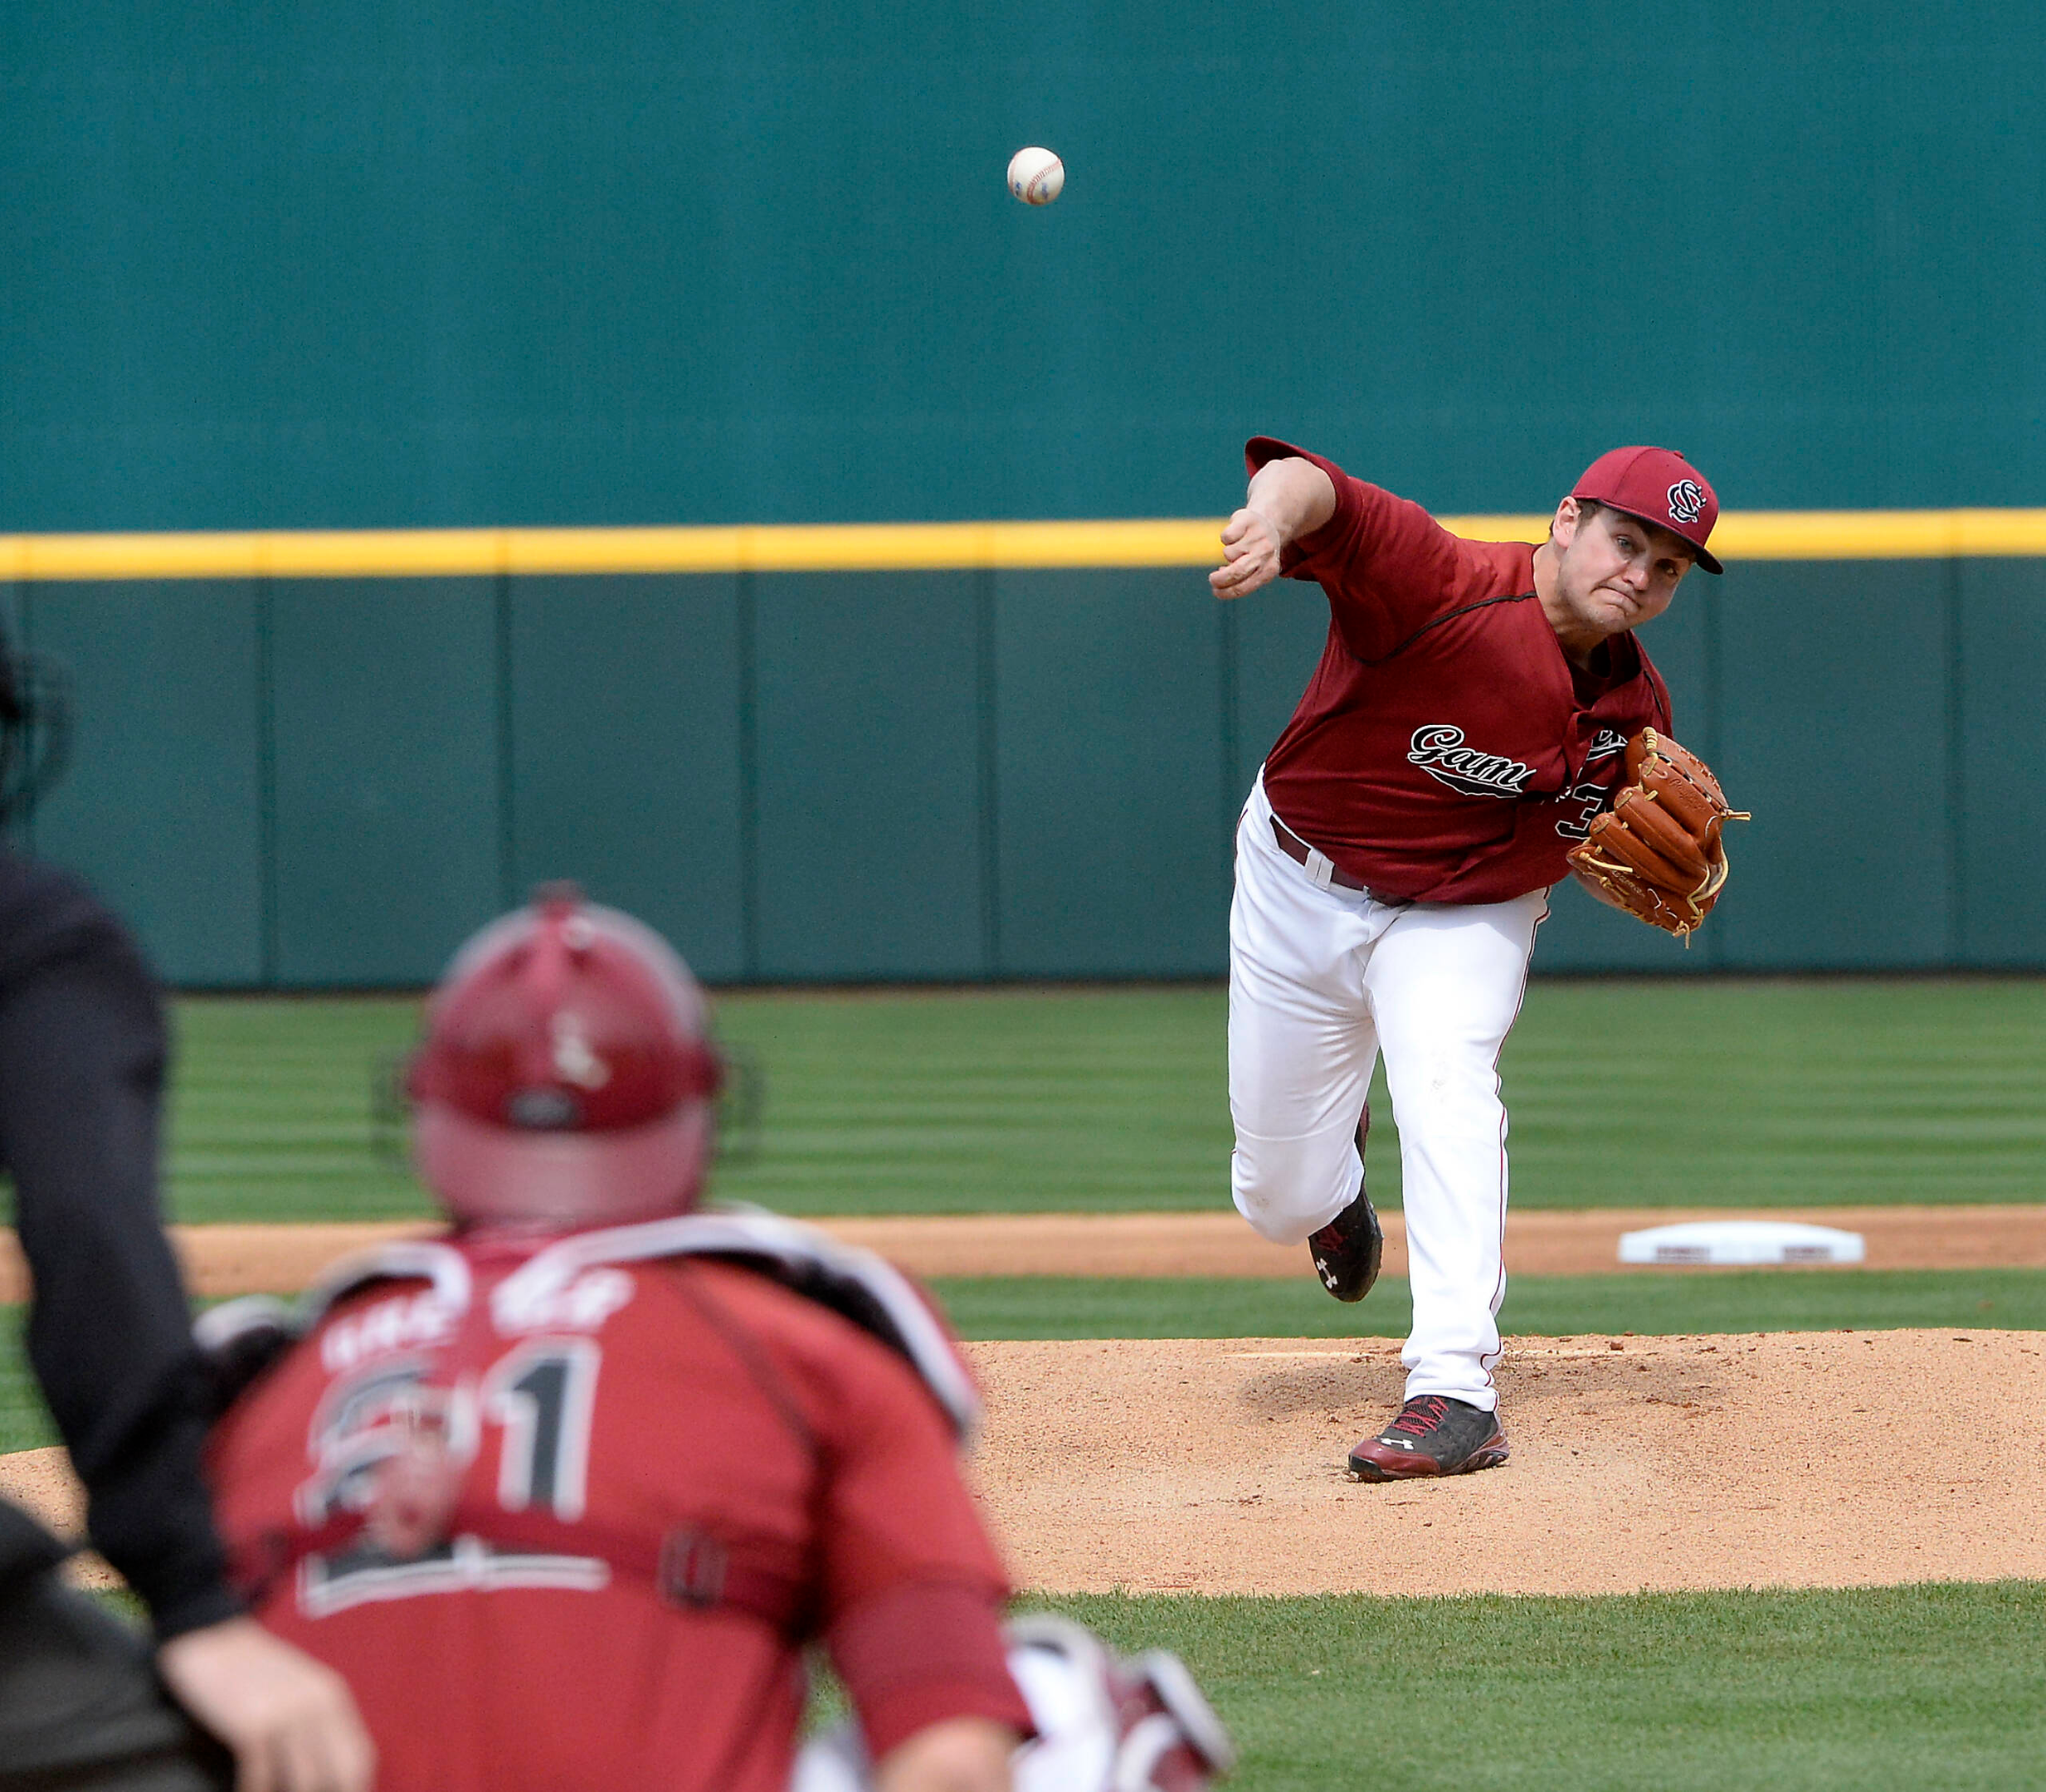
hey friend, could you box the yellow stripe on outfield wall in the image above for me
[0,520,1225,581]
[7,509,2046,580]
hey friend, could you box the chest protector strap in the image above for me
[490,1210,982,1440]
[197,1212,977,1439]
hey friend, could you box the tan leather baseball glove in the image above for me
[1566,729,1749,939]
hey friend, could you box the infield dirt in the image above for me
[966,1330,2046,1596]
[8,1330,2044,1599]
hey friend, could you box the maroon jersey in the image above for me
[204,1220,1026,1792]
[1250,437,1673,904]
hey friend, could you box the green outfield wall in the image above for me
[7,537,2044,986]
[3,4,2044,532]
[6,3,2044,984]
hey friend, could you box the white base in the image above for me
[1617,1220,1866,1267]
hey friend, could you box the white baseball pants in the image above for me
[1228,776,1547,1411]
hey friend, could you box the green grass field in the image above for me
[0,1309,46,1453]
[928,1269,2046,1341]
[144,977,2046,1220]
[7,979,2043,1791]
[1035,1584,2046,1791]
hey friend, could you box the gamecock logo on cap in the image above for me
[1666,480,1707,525]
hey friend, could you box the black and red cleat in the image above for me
[1307,1107,1381,1302]
[1346,1395,1510,1481]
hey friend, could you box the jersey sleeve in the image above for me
[1245,436,1471,660]
[804,1330,1029,1760]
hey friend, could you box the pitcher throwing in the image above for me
[1211,437,1724,1479]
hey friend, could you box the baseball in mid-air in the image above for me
[1006,146,1064,206]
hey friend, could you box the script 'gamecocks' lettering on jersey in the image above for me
[1405,726,1535,799]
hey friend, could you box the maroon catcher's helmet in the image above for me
[407,887,725,1230]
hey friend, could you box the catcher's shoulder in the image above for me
[563,1211,982,1438]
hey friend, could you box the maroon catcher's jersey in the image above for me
[205,1221,1026,1792]
[1249,437,1673,904]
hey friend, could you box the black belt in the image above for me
[1269,815,1407,904]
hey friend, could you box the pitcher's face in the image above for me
[1548,499,1694,638]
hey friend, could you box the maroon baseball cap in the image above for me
[1571,446,1722,575]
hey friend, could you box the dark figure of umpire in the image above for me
[0,634,371,1791]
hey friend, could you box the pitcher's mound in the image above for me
[967,1332,2046,1597]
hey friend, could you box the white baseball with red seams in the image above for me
[1216,435,1721,1429]
[1006,146,1064,205]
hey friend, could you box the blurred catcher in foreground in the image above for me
[198,889,1231,1792]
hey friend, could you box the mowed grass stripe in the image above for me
[1036,1585,2046,1792]
[82,977,2044,1222]
[928,1270,2046,1341]
[0,1309,52,1453]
